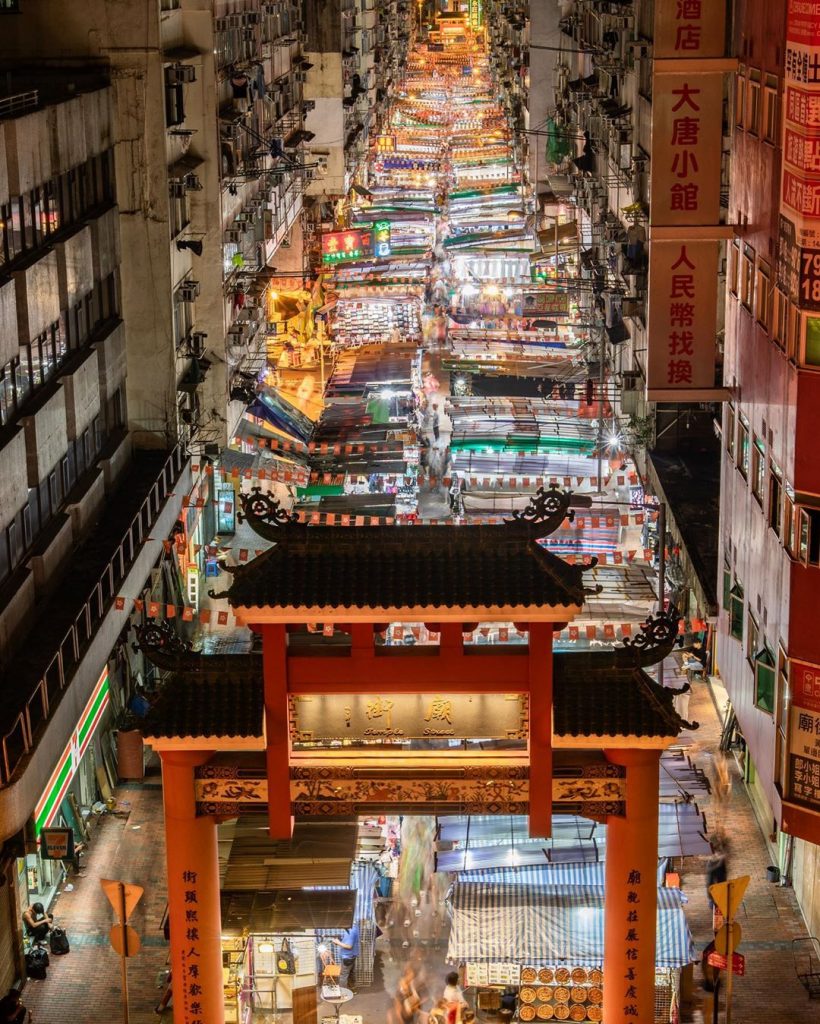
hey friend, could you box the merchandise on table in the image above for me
[331,298,423,345]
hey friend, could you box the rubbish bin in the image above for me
[116,729,145,780]
[766,865,780,883]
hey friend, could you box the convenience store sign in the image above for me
[33,669,110,837]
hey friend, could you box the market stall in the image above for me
[446,881,695,1023]
[220,888,356,1024]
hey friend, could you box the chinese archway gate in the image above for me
[141,488,694,1024]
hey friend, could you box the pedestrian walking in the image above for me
[433,414,440,442]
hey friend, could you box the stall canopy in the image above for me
[306,861,378,924]
[447,883,694,969]
[456,862,667,888]
[221,889,356,937]
[435,807,711,873]
[220,818,358,890]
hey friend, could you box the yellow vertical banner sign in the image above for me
[647,1,733,400]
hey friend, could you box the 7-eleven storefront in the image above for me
[16,669,112,914]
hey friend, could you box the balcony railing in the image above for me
[0,90,38,120]
[0,444,188,784]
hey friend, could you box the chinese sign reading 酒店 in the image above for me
[289,692,527,743]
[788,659,820,808]
[647,0,727,399]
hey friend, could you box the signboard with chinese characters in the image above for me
[522,291,570,315]
[648,74,723,227]
[781,2,820,346]
[648,0,728,401]
[372,220,392,258]
[289,692,527,742]
[321,229,372,264]
[647,240,720,394]
[654,0,726,59]
[468,0,483,31]
[788,659,820,808]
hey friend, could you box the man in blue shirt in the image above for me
[331,921,361,990]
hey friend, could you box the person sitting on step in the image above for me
[22,902,52,943]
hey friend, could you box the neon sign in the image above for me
[321,229,371,263]
[373,220,392,258]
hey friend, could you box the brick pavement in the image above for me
[23,779,170,1024]
[677,675,819,1022]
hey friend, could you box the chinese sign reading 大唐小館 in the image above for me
[289,692,527,743]
[647,0,726,400]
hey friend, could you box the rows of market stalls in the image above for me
[209,748,710,1024]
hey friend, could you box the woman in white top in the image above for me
[443,972,465,1004]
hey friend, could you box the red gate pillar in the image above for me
[160,750,225,1024]
[262,622,293,838]
[528,623,553,838]
[603,748,662,1024]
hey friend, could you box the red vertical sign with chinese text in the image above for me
[647,1,726,399]
[788,659,820,810]
[781,4,820,312]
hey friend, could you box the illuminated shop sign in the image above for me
[321,229,372,263]
[373,220,392,258]
[33,669,110,836]
[289,692,527,742]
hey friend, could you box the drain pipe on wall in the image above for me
[782,833,795,887]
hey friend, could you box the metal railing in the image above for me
[0,444,187,785]
[0,90,38,120]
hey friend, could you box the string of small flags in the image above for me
[112,595,681,641]
[232,435,409,455]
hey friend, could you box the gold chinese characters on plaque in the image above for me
[289,693,528,742]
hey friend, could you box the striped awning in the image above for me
[458,861,669,889]
[447,882,695,969]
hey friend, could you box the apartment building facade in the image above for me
[0,67,192,989]
[717,0,820,934]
